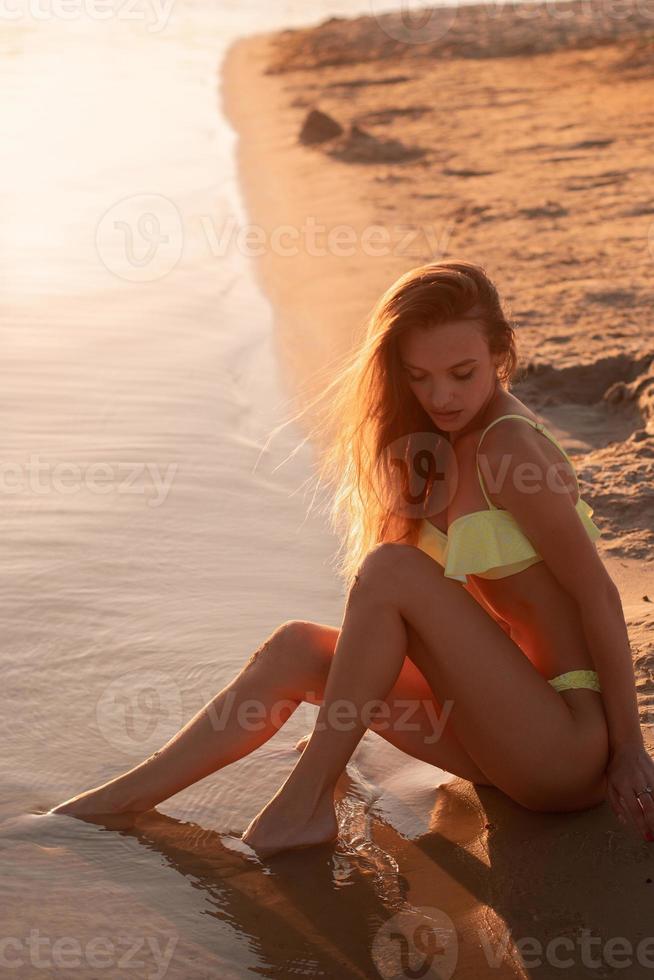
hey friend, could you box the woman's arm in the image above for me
[580,594,654,840]
[479,422,653,837]
[577,589,642,748]
[479,422,643,748]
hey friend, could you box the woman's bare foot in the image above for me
[242,782,339,858]
[49,783,146,820]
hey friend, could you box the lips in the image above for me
[434,410,460,417]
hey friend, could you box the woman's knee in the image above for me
[348,543,408,603]
[266,620,335,680]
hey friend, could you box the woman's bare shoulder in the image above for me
[454,397,539,455]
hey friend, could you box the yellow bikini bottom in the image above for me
[548,669,601,693]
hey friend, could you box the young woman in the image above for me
[51,260,654,856]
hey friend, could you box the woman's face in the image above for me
[398,320,501,432]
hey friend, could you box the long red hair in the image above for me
[258,259,520,593]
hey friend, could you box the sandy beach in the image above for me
[223,5,654,974]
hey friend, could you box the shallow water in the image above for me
[0,1,456,975]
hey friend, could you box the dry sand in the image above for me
[222,5,654,974]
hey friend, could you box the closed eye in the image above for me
[408,370,475,382]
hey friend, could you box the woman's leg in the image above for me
[241,569,415,853]
[295,619,492,782]
[49,622,327,818]
[50,610,487,821]
[241,543,609,856]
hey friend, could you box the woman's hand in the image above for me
[605,740,654,841]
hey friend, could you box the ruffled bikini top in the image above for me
[417,413,602,584]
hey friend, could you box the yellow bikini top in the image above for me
[417,413,602,584]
